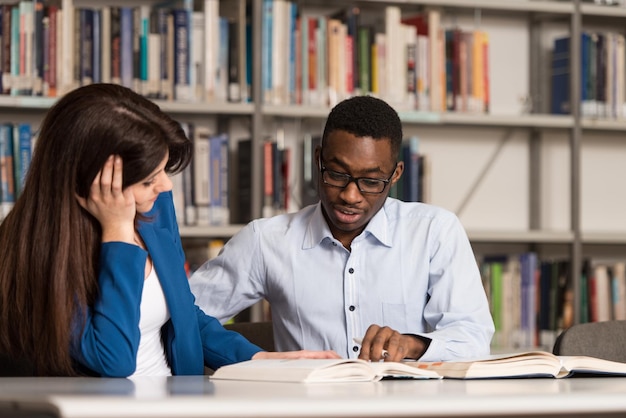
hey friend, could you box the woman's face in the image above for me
[129,154,172,213]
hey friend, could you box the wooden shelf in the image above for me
[467,229,574,243]
[179,224,245,239]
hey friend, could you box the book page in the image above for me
[211,359,380,383]
[559,355,626,376]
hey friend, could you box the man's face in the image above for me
[316,130,403,249]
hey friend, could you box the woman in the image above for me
[0,83,338,377]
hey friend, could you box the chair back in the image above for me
[224,321,275,352]
[553,320,626,363]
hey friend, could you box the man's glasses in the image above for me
[319,158,396,194]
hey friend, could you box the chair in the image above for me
[552,320,626,363]
[224,321,275,352]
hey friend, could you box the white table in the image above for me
[1,376,626,417]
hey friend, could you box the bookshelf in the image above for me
[2,0,626,346]
[244,0,626,347]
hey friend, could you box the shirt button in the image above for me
[353,346,359,352]
[348,268,354,274]
[349,305,355,311]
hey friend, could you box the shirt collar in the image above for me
[303,201,392,249]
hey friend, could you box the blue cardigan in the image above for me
[73,192,262,377]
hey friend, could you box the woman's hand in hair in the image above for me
[76,155,136,244]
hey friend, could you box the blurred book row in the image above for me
[0,123,33,219]
[0,0,248,102]
[481,253,626,351]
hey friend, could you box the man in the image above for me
[190,96,494,362]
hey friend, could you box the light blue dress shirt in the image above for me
[190,198,494,361]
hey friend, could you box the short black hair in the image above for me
[322,95,403,158]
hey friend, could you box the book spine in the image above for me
[119,7,133,88]
[203,0,218,102]
[209,133,229,226]
[307,17,316,105]
[551,36,570,115]
[110,6,121,85]
[172,8,190,101]
[79,8,94,86]
[100,6,110,84]
[237,0,247,102]
[54,7,62,95]
[20,1,34,96]
[1,5,12,95]
[32,0,44,95]
[287,3,296,104]
[46,6,59,97]
[156,7,169,99]
[261,0,272,104]
[41,13,48,95]
[147,28,160,98]
[315,16,326,106]
[139,5,149,96]
[179,122,195,226]
[406,25,417,110]
[92,8,101,84]
[10,5,19,96]
[217,16,228,102]
[132,6,141,92]
[189,11,203,102]
[236,138,251,224]
[0,123,15,219]
[227,20,240,102]
[12,122,30,196]
[193,126,211,226]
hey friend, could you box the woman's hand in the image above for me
[252,350,341,360]
[76,155,136,243]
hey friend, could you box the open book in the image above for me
[210,358,441,383]
[413,351,626,379]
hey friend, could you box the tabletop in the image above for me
[1,375,626,418]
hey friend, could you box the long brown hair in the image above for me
[0,84,191,375]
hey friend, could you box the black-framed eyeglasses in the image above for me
[319,158,396,194]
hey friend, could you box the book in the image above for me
[0,123,15,218]
[211,358,441,383]
[414,350,626,379]
[235,137,251,224]
[12,122,30,197]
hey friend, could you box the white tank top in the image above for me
[131,266,172,376]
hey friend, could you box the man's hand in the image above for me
[357,324,427,362]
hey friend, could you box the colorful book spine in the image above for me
[10,5,19,96]
[209,133,229,226]
[32,0,44,95]
[193,125,211,226]
[261,0,272,104]
[217,16,229,102]
[12,123,30,197]
[0,123,15,218]
[1,4,12,95]
[110,7,121,85]
[79,8,94,86]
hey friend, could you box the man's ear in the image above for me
[391,161,404,185]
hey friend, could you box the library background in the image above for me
[0,0,624,353]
